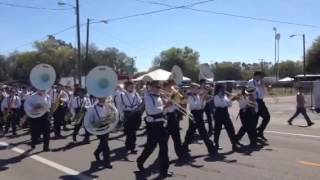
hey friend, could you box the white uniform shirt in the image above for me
[238,96,258,112]
[248,79,266,99]
[119,90,142,111]
[1,95,21,111]
[145,93,164,116]
[30,92,52,112]
[84,103,113,126]
[214,95,232,108]
[188,94,206,110]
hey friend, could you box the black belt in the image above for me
[148,113,164,119]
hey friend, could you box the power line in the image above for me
[2,0,214,53]
[135,0,320,28]
[0,1,72,11]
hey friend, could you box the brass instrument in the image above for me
[83,66,119,135]
[25,64,56,119]
[73,101,87,125]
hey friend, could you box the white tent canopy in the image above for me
[279,77,294,82]
[133,69,191,82]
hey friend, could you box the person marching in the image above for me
[182,83,216,155]
[1,88,21,136]
[288,87,314,126]
[213,85,241,152]
[248,71,270,141]
[162,81,185,160]
[27,90,52,151]
[51,84,69,138]
[118,81,143,154]
[0,87,6,134]
[137,80,172,178]
[84,97,113,168]
[235,86,258,146]
[199,79,214,135]
[71,88,91,143]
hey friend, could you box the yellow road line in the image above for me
[299,161,320,168]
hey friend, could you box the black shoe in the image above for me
[232,144,241,152]
[160,172,174,178]
[258,134,268,141]
[308,122,315,126]
[288,121,292,125]
[129,149,138,154]
[94,152,101,161]
[104,162,113,169]
[43,148,50,152]
[30,144,35,149]
[137,160,145,172]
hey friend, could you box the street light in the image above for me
[273,27,280,80]
[58,0,82,87]
[84,19,108,74]
[290,34,306,77]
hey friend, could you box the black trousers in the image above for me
[183,110,215,153]
[166,112,184,158]
[137,122,169,174]
[256,99,270,136]
[288,107,312,124]
[4,109,18,135]
[0,111,3,132]
[53,105,67,136]
[95,134,110,163]
[236,109,257,145]
[29,113,50,150]
[204,101,214,132]
[123,111,142,151]
[213,108,237,146]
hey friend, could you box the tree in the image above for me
[152,46,200,81]
[306,36,320,73]
[278,60,302,78]
[213,62,243,80]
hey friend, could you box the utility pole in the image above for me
[85,18,90,75]
[303,34,306,77]
[75,0,82,87]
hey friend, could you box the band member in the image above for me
[248,71,270,141]
[114,85,124,129]
[28,90,51,151]
[119,81,143,154]
[71,88,91,142]
[0,87,6,133]
[182,83,216,155]
[137,81,171,178]
[19,87,30,127]
[84,97,112,168]
[51,84,69,138]
[163,82,185,160]
[288,87,314,126]
[235,87,258,146]
[200,80,214,135]
[1,88,21,136]
[213,85,240,152]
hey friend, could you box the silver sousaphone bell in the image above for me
[25,64,56,118]
[169,65,183,84]
[199,63,214,82]
[84,66,119,135]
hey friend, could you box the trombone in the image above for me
[160,88,194,121]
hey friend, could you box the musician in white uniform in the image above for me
[1,88,21,136]
[248,71,270,141]
[182,83,216,155]
[27,90,51,151]
[213,84,240,152]
[84,97,113,168]
[119,81,143,154]
[51,84,69,138]
[71,88,91,143]
[235,87,258,146]
[137,81,171,178]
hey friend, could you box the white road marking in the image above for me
[4,145,95,179]
[265,130,320,139]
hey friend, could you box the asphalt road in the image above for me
[1,96,320,180]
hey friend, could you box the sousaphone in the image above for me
[199,63,214,82]
[169,65,183,84]
[25,64,56,118]
[83,66,119,135]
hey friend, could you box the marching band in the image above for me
[0,64,273,178]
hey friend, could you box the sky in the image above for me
[0,0,319,71]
